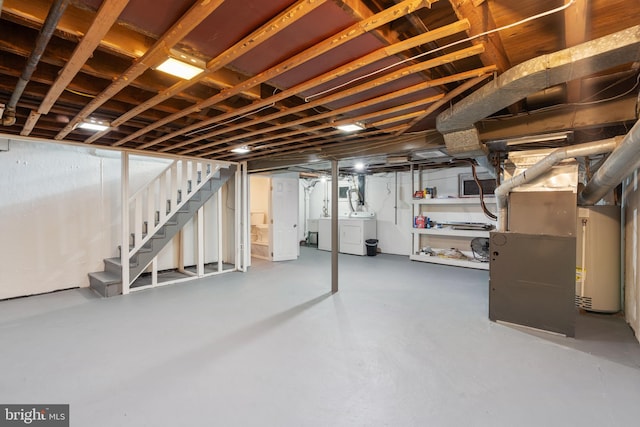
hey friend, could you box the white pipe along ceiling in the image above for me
[494,137,622,232]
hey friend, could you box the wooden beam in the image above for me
[239,125,416,164]
[0,22,225,105]
[447,0,510,73]
[111,0,436,148]
[83,0,328,145]
[55,0,227,140]
[17,0,130,136]
[565,0,590,103]
[194,94,445,157]
[159,44,483,153]
[38,0,129,115]
[1,0,152,59]
[145,19,474,151]
[182,67,495,156]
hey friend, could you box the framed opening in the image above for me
[459,173,496,197]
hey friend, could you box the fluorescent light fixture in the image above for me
[487,131,573,147]
[336,122,365,132]
[387,155,408,164]
[413,149,448,159]
[78,119,110,132]
[155,50,206,80]
[505,131,572,146]
[354,162,365,171]
[230,146,251,154]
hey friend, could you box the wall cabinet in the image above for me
[410,198,496,270]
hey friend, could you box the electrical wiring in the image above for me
[573,73,640,106]
[64,88,96,98]
[482,72,640,123]
[304,0,576,102]
[184,102,275,137]
[186,87,279,136]
[457,159,498,221]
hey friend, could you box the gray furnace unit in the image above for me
[489,151,579,337]
[489,232,576,337]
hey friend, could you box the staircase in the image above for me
[88,162,236,297]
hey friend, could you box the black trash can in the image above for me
[365,239,378,256]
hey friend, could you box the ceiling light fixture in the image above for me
[336,122,365,132]
[155,49,206,80]
[230,146,251,154]
[354,162,365,171]
[387,155,409,164]
[78,118,110,132]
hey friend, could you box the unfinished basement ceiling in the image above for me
[0,0,638,172]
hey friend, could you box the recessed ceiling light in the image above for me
[230,146,251,154]
[336,122,365,132]
[78,119,109,131]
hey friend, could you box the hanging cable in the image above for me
[305,0,576,102]
[458,159,498,221]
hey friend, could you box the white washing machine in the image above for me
[318,213,376,255]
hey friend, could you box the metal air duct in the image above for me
[580,119,640,205]
[436,25,640,157]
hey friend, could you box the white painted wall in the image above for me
[303,166,490,256]
[250,175,270,226]
[0,139,225,299]
[623,171,640,340]
[363,173,413,255]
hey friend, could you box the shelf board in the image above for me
[409,254,489,270]
[411,228,490,238]
[412,197,496,206]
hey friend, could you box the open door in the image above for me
[271,173,299,261]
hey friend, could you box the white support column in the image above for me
[197,206,204,277]
[170,162,178,214]
[236,163,247,271]
[151,257,158,287]
[121,151,130,295]
[242,162,249,271]
[234,164,241,271]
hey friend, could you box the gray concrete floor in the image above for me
[1,247,639,427]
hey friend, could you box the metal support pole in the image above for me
[218,186,223,273]
[331,159,339,293]
[121,151,130,294]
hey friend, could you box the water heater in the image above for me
[575,206,621,313]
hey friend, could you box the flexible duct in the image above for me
[495,138,621,231]
[580,119,640,205]
[2,0,70,126]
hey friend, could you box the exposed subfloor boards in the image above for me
[0,247,639,426]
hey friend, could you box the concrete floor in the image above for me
[1,247,639,426]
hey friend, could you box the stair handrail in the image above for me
[127,159,227,258]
